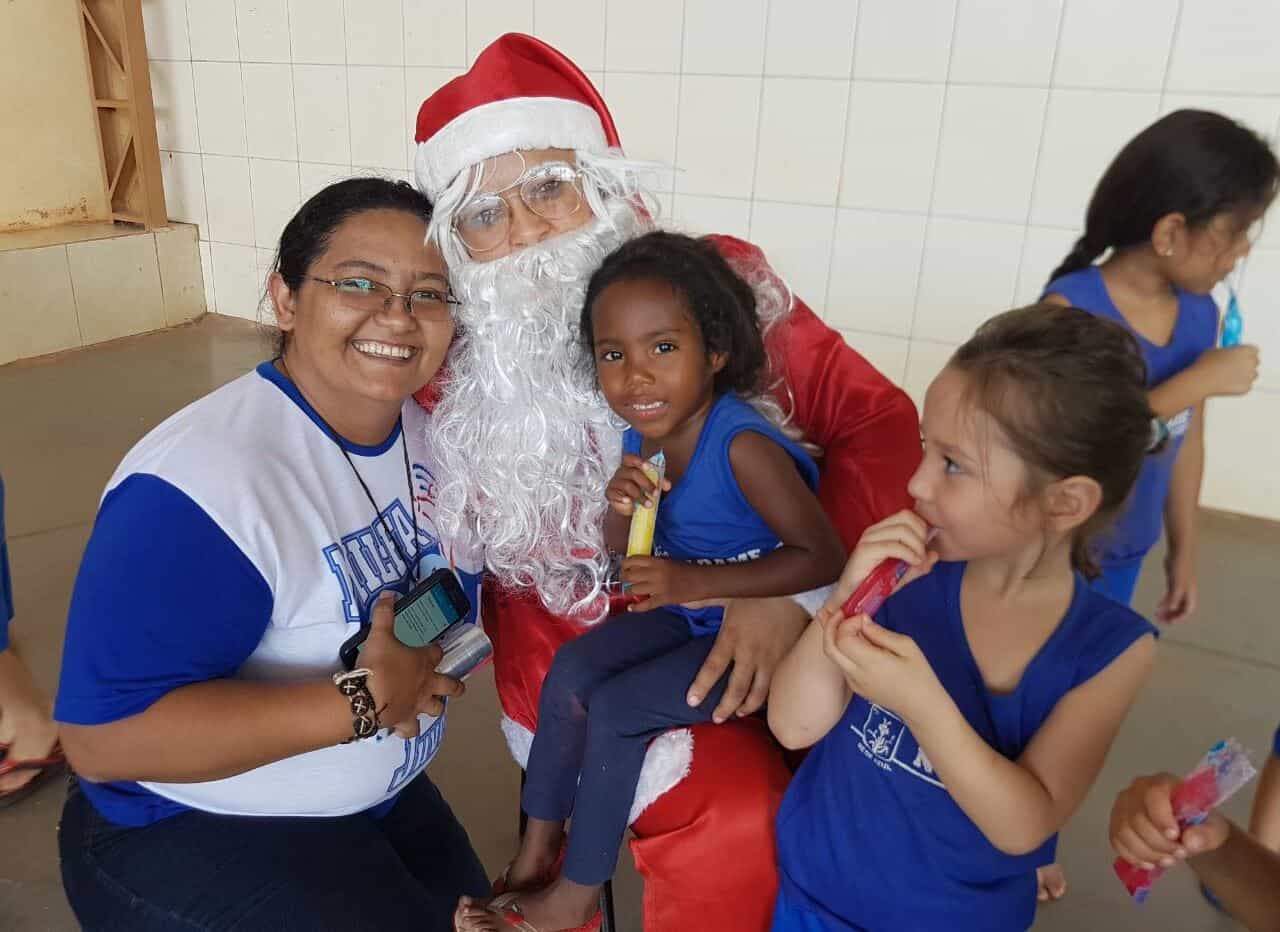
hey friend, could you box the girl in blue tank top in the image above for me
[768,306,1160,932]
[1040,114,1279,910]
[1042,109,1276,616]
[457,233,845,932]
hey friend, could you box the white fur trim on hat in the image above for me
[415,96,608,198]
[499,714,693,825]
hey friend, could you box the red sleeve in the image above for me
[708,235,922,549]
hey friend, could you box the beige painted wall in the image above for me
[0,0,109,231]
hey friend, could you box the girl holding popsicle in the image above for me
[1042,109,1277,617]
[456,232,844,932]
[767,305,1159,932]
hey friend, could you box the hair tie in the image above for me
[1148,417,1170,453]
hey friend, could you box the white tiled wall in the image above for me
[147,0,1280,519]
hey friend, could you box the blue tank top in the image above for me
[775,560,1156,931]
[1043,267,1218,562]
[622,393,819,635]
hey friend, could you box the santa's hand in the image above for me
[606,453,672,517]
[687,596,807,723]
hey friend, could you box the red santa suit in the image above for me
[413,34,921,932]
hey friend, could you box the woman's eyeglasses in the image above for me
[307,276,461,320]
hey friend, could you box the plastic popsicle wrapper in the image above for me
[1220,285,1243,347]
[840,527,937,620]
[1113,738,1258,903]
[625,451,666,557]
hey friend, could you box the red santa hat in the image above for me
[413,33,621,200]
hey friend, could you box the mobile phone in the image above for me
[339,568,472,670]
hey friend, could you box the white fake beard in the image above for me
[429,200,652,619]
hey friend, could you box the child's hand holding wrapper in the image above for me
[815,511,939,635]
[1111,739,1258,903]
[605,452,670,609]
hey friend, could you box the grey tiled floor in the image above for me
[1,316,1271,931]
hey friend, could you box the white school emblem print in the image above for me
[850,703,945,789]
[1167,407,1192,438]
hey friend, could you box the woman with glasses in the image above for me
[54,178,489,931]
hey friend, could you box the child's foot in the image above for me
[499,818,567,892]
[501,843,564,892]
[1036,863,1067,903]
[455,877,600,932]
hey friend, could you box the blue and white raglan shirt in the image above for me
[55,362,484,827]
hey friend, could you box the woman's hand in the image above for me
[359,593,464,737]
[621,556,702,612]
[813,510,936,629]
[606,453,671,517]
[820,612,945,725]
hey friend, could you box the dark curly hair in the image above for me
[950,303,1157,578]
[580,231,766,397]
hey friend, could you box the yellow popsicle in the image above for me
[625,451,666,557]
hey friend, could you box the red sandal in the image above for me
[474,893,602,932]
[0,741,67,810]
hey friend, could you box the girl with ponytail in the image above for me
[1039,108,1277,911]
[1042,109,1276,615]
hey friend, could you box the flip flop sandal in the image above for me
[475,893,602,932]
[0,742,67,810]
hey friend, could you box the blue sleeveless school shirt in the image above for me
[1042,267,1217,563]
[775,560,1156,931]
[622,392,819,635]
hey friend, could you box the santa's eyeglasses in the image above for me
[453,161,585,253]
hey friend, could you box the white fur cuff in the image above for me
[500,715,694,825]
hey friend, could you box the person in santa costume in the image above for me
[411,33,920,932]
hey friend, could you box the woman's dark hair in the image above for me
[949,303,1157,578]
[580,231,766,397]
[271,177,433,354]
[1050,109,1278,283]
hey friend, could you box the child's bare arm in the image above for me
[1159,404,1204,622]
[908,634,1156,855]
[1042,294,1257,416]
[1148,348,1259,416]
[767,617,851,749]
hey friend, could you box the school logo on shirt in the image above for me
[322,499,440,621]
[653,544,764,565]
[386,715,446,794]
[850,703,945,789]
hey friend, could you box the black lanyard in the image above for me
[276,357,421,585]
[339,428,421,586]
